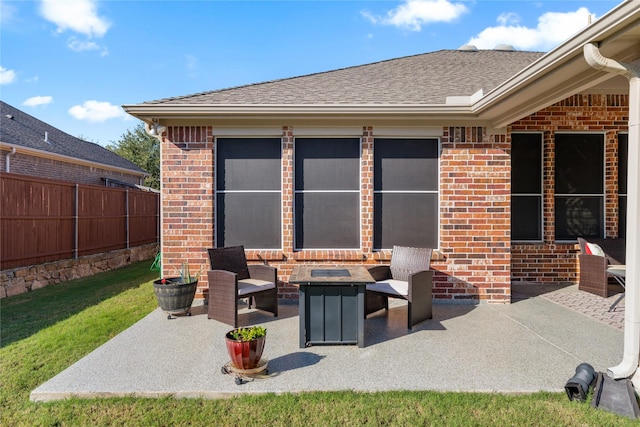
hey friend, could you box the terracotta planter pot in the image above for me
[225,331,266,369]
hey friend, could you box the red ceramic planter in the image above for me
[225,331,266,370]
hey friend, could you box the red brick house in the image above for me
[124,1,639,304]
[0,101,148,188]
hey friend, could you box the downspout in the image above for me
[584,43,640,381]
[144,121,166,277]
[5,147,16,172]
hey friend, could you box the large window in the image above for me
[511,133,543,241]
[216,138,281,249]
[619,133,628,237]
[373,138,439,249]
[554,133,604,240]
[294,138,360,249]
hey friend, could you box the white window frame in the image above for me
[293,136,362,251]
[214,136,283,250]
[511,132,544,242]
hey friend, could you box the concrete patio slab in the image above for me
[31,285,624,401]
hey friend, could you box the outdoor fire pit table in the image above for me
[289,265,375,348]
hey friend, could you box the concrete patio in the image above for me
[31,284,625,401]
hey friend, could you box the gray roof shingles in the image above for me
[1,101,145,174]
[142,49,545,106]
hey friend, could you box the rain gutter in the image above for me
[583,42,640,383]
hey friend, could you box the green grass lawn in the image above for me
[0,260,634,426]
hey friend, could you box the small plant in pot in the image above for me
[153,263,200,319]
[225,325,267,370]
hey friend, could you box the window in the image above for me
[511,133,543,241]
[215,138,281,249]
[619,133,628,237]
[294,138,360,249]
[554,133,604,240]
[373,138,439,249]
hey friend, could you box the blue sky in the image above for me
[1,0,620,146]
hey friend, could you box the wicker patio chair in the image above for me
[365,245,434,330]
[207,246,278,327]
[577,237,626,309]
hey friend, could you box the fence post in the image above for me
[126,189,130,249]
[74,183,79,260]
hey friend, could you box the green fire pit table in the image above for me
[289,265,374,348]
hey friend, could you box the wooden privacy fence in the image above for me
[1,173,159,270]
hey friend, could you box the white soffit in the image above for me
[292,126,363,136]
[372,127,443,137]
[212,127,282,136]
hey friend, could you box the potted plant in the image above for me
[225,325,267,370]
[153,263,200,319]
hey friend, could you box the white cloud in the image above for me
[68,100,126,122]
[0,66,17,84]
[67,37,108,56]
[68,38,100,52]
[185,54,198,70]
[184,54,198,78]
[497,12,520,27]
[362,0,468,31]
[1,2,18,25]
[40,0,110,38]
[468,7,594,51]
[23,96,53,107]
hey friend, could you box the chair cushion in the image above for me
[367,279,408,297]
[237,279,275,296]
[577,237,588,254]
[586,242,606,257]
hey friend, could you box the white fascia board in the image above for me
[122,104,474,119]
[0,142,148,177]
[446,89,484,105]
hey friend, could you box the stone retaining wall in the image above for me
[0,243,158,298]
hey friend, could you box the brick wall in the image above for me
[160,94,627,302]
[0,150,142,186]
[510,94,628,283]
[438,127,511,302]
[162,125,511,303]
[161,127,214,299]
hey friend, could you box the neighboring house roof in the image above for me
[142,49,545,106]
[0,101,146,176]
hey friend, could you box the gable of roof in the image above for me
[142,49,545,106]
[0,101,146,175]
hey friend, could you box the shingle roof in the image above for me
[0,101,146,174]
[142,49,545,106]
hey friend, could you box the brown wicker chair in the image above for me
[365,246,433,330]
[207,246,278,327]
[577,237,626,304]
